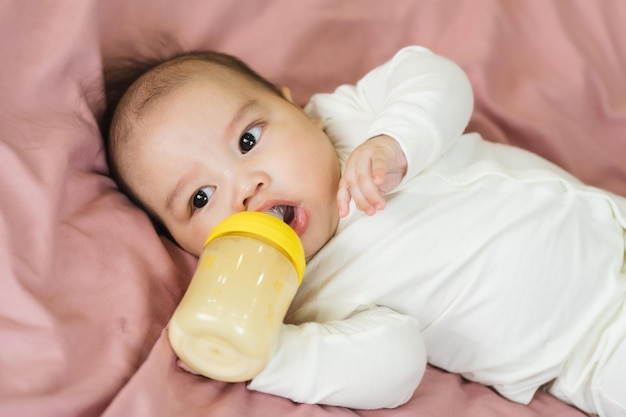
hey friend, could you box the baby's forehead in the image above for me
[129,59,225,112]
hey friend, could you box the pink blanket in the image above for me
[2,1,624,416]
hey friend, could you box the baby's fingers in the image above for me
[370,153,390,186]
[337,180,352,218]
[338,178,378,217]
[339,176,377,217]
[356,157,387,214]
[344,168,383,216]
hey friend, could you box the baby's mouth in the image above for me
[263,205,296,227]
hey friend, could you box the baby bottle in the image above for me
[168,211,306,382]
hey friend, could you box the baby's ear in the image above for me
[278,85,322,128]
[279,86,293,102]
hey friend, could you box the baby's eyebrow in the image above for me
[227,99,258,134]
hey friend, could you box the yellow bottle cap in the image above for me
[204,211,306,283]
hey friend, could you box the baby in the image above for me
[103,46,626,417]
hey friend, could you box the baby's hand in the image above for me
[338,134,407,217]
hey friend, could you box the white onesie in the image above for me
[248,46,626,417]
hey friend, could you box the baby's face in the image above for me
[117,63,341,260]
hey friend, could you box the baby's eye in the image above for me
[191,186,215,211]
[239,126,262,154]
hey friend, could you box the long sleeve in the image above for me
[247,305,426,409]
[305,45,474,185]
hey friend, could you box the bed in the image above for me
[1,1,624,416]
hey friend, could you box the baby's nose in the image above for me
[241,182,264,210]
[235,171,269,211]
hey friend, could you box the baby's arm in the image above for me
[307,46,473,217]
[247,305,426,409]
